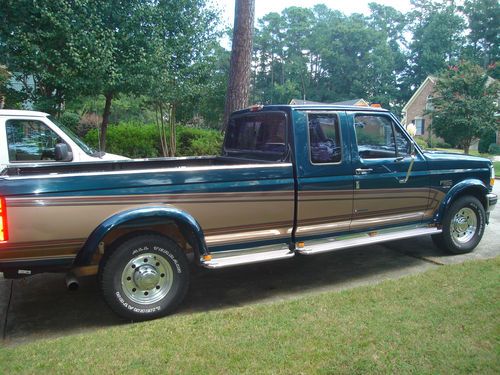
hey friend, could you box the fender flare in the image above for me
[433,179,488,224]
[73,206,209,266]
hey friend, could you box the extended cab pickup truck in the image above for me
[0,109,126,170]
[0,104,496,320]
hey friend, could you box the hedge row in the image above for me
[84,122,223,158]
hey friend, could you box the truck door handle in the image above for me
[355,168,373,175]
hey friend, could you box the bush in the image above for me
[176,126,223,156]
[414,137,428,149]
[479,130,497,154]
[59,112,80,134]
[84,122,223,158]
[435,141,452,149]
[77,112,101,137]
[488,143,500,155]
[85,123,160,158]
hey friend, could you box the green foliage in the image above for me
[463,0,500,67]
[431,61,499,154]
[435,141,452,149]
[177,126,223,156]
[406,2,466,88]
[84,123,160,158]
[252,5,407,111]
[488,143,500,155]
[84,123,222,158]
[415,137,429,149]
[58,112,80,134]
[479,130,497,153]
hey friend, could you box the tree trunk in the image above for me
[222,0,255,131]
[100,92,113,152]
[463,140,471,155]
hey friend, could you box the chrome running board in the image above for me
[200,225,441,269]
[296,226,442,256]
[201,245,294,269]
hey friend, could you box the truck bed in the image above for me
[1,156,277,177]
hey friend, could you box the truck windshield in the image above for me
[225,112,287,161]
[48,115,96,156]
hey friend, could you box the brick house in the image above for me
[402,75,500,147]
[401,76,442,145]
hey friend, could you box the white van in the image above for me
[0,109,126,169]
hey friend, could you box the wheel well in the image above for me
[95,220,199,269]
[450,186,487,211]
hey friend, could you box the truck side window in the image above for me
[6,120,61,162]
[394,123,410,156]
[354,115,397,159]
[308,113,342,164]
[225,112,287,161]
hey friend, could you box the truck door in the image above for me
[294,110,353,242]
[350,112,430,230]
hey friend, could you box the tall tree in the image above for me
[406,0,466,88]
[431,61,499,154]
[463,0,500,67]
[223,0,255,130]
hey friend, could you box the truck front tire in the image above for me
[432,196,486,254]
[100,234,189,321]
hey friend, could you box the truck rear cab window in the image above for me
[6,120,61,162]
[225,112,287,161]
[354,115,410,159]
[308,113,342,163]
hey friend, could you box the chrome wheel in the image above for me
[121,252,174,305]
[450,207,477,245]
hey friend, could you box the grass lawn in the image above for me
[1,258,498,374]
[494,161,500,177]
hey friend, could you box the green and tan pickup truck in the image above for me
[0,104,496,320]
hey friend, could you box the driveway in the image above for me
[1,183,499,346]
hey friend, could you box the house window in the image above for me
[414,118,425,135]
[425,95,434,111]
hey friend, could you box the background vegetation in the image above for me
[0,0,498,156]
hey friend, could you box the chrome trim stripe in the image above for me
[0,238,86,249]
[3,162,293,180]
[0,254,76,263]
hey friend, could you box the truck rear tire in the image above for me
[432,196,486,254]
[100,234,189,321]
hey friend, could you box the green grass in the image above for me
[428,147,494,159]
[1,258,499,374]
[494,161,500,177]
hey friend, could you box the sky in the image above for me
[217,0,414,27]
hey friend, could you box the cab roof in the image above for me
[0,109,49,117]
[233,104,389,115]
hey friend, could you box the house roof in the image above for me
[402,76,437,113]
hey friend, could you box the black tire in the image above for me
[432,196,486,254]
[100,234,189,321]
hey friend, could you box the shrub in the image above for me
[414,137,428,149]
[84,122,223,158]
[59,112,80,134]
[77,112,101,137]
[488,143,500,155]
[85,123,160,158]
[479,130,497,154]
[435,141,452,149]
[176,126,223,156]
